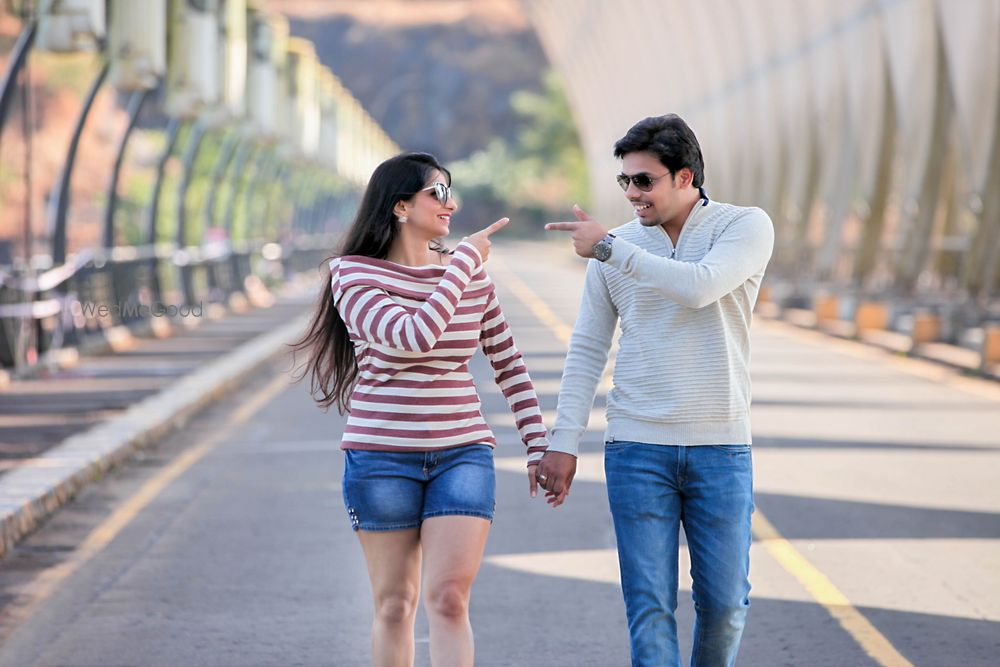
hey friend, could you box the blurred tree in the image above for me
[449,71,588,237]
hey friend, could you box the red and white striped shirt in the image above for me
[330,241,548,465]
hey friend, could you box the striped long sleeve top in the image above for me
[329,241,549,465]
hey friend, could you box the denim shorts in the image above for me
[341,444,496,532]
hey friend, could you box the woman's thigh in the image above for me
[420,515,491,599]
[357,527,423,610]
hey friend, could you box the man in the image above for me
[536,114,774,667]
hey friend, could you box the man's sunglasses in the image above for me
[616,172,670,192]
[420,182,452,205]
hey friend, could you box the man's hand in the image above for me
[545,205,608,258]
[535,451,578,508]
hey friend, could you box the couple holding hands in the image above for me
[294,114,774,667]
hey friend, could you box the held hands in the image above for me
[462,217,509,263]
[532,451,578,508]
[545,205,608,258]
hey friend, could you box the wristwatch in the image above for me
[592,233,616,262]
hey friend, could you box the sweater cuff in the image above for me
[525,437,548,466]
[544,431,580,457]
[603,235,636,272]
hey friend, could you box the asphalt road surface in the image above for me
[0,242,996,667]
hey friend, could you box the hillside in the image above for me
[269,0,549,162]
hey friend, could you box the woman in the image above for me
[293,152,550,667]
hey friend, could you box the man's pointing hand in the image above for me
[545,205,608,258]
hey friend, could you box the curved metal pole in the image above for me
[239,149,274,244]
[0,21,36,136]
[319,177,339,233]
[311,177,331,234]
[202,130,241,231]
[103,88,151,249]
[220,142,253,235]
[176,119,207,248]
[965,70,1000,303]
[319,192,337,234]
[894,41,953,295]
[263,163,290,242]
[220,142,255,287]
[290,170,313,234]
[306,175,329,234]
[975,137,1000,302]
[853,69,897,289]
[147,117,183,245]
[49,61,110,265]
[305,187,325,234]
[144,117,183,304]
[252,159,278,242]
[233,149,266,241]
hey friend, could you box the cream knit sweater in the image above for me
[547,199,775,456]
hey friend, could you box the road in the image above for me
[0,242,997,666]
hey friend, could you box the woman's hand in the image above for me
[462,217,509,262]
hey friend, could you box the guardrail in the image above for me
[0,235,336,373]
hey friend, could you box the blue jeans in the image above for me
[342,444,496,531]
[604,442,754,667]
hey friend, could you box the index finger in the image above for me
[481,217,509,237]
[544,222,580,232]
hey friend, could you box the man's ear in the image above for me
[678,168,695,189]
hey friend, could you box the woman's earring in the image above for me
[398,215,408,224]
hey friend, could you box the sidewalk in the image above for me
[0,279,317,558]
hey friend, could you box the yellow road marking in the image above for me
[492,260,615,393]
[752,514,913,666]
[495,258,915,667]
[492,259,573,344]
[7,373,292,627]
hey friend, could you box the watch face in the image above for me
[593,241,612,261]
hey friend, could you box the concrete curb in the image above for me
[0,312,311,559]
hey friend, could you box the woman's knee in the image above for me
[424,580,470,620]
[375,590,419,625]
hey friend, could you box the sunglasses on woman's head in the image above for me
[616,172,670,192]
[420,182,452,205]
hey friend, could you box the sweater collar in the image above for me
[668,193,714,235]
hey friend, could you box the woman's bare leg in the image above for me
[420,516,491,667]
[357,528,422,667]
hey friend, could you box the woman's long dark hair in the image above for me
[290,152,452,413]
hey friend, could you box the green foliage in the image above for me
[449,71,588,236]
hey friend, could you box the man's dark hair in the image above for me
[613,114,705,188]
